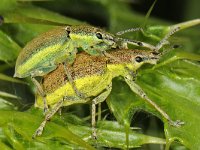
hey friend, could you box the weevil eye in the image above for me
[96,32,103,39]
[135,56,143,62]
[137,42,143,46]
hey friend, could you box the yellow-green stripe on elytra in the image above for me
[16,42,69,77]
[35,49,159,108]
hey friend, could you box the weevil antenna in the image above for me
[116,37,156,50]
[116,28,143,36]
[154,26,180,51]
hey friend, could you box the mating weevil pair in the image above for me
[14,19,200,138]
[14,24,155,112]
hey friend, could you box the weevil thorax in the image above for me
[107,49,160,77]
[65,25,117,55]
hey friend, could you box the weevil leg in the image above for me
[91,100,97,139]
[31,77,48,113]
[32,97,65,138]
[33,95,85,138]
[97,103,102,122]
[91,83,112,139]
[63,61,85,99]
[124,74,184,127]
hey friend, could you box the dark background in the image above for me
[35,0,200,27]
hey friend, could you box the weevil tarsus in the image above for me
[124,74,184,127]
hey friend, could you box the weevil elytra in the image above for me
[33,49,184,139]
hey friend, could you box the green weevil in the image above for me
[33,48,184,139]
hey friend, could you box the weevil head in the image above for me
[130,50,160,70]
[65,25,117,55]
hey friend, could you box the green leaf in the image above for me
[0,30,21,63]
[1,4,81,46]
[0,73,27,84]
[0,109,166,149]
[0,109,95,150]
[0,0,17,13]
[0,91,21,99]
[0,98,16,110]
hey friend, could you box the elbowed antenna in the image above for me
[116,27,143,36]
[154,26,180,52]
[115,37,156,50]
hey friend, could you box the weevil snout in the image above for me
[148,51,161,64]
[100,33,117,48]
